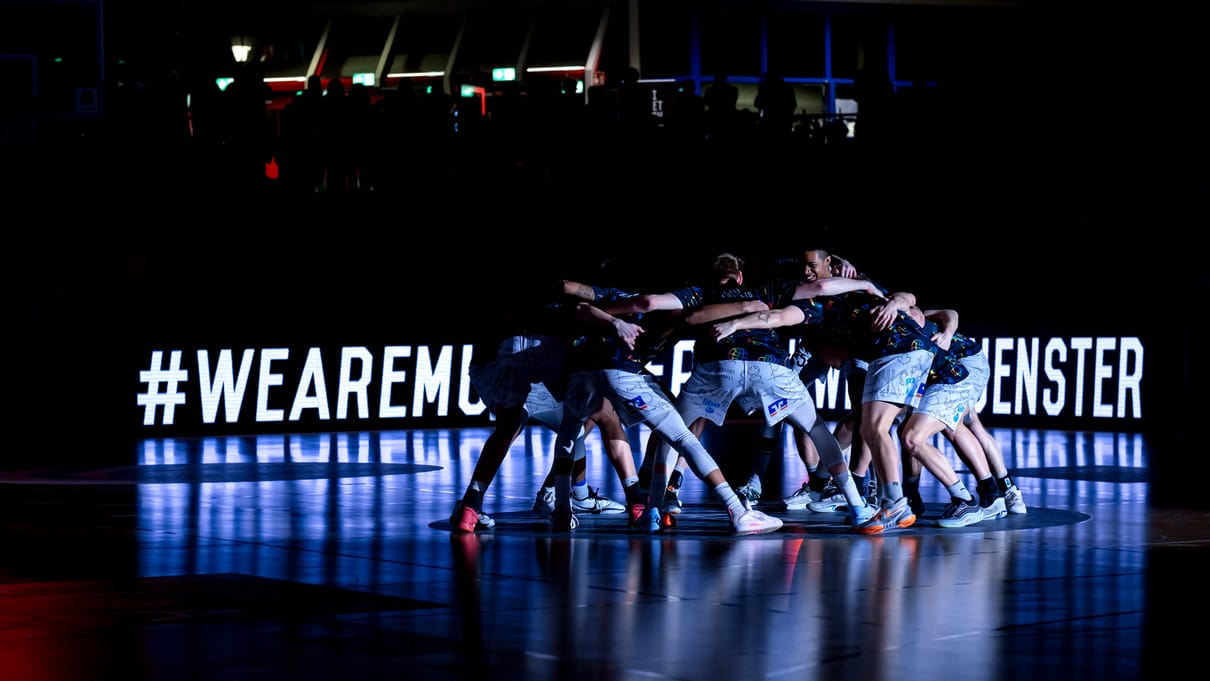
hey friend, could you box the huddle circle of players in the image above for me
[447,246,1028,536]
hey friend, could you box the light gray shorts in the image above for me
[676,360,812,427]
[601,368,677,428]
[914,381,971,431]
[862,350,933,408]
[469,335,568,412]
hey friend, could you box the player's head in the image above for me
[711,252,744,285]
[802,248,833,282]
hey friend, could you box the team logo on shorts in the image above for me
[629,396,649,411]
[951,404,966,425]
[767,398,789,418]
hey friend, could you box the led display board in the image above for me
[135,331,1146,437]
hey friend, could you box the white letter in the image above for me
[458,344,486,416]
[379,345,412,418]
[412,344,454,418]
[666,339,696,397]
[197,348,255,424]
[1092,337,1117,418]
[256,348,289,422]
[1118,337,1144,418]
[1069,338,1093,417]
[1042,339,1067,416]
[1014,338,1040,415]
[992,337,1013,416]
[289,347,331,421]
[337,347,374,419]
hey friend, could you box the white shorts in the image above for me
[957,351,991,408]
[677,360,812,427]
[558,369,675,429]
[469,335,568,412]
[601,369,677,428]
[523,382,564,427]
[914,381,971,431]
[863,350,933,408]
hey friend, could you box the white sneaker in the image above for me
[1005,485,1028,514]
[937,497,985,528]
[571,486,626,514]
[981,495,1008,520]
[730,499,783,535]
[735,483,762,506]
[532,486,556,516]
[550,506,580,532]
[783,482,817,510]
[806,484,848,513]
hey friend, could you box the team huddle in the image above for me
[449,246,1027,536]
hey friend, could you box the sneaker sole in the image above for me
[856,512,917,535]
[734,521,782,536]
[571,503,626,514]
[938,514,984,528]
[806,502,847,513]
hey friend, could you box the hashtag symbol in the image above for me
[137,350,188,425]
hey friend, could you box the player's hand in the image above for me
[712,319,739,342]
[612,319,644,350]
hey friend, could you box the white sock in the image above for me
[571,480,589,500]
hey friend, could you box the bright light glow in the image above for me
[385,71,445,78]
[263,76,307,84]
[352,72,376,87]
[527,66,585,73]
[231,44,252,63]
[216,77,235,91]
[491,67,516,81]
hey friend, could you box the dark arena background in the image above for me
[2,2,1207,681]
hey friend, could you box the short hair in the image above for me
[712,252,743,282]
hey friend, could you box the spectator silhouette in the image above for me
[853,65,896,149]
[277,75,326,194]
[616,66,655,140]
[703,71,740,144]
[318,77,354,193]
[754,69,797,139]
[370,83,420,192]
[662,78,706,150]
[218,64,274,191]
[345,82,375,191]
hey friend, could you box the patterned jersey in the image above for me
[569,285,686,374]
[669,277,800,365]
[794,291,969,385]
[920,319,981,359]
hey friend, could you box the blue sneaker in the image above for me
[848,502,877,526]
[644,506,663,533]
[855,497,917,535]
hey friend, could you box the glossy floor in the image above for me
[0,426,1205,681]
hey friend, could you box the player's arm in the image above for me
[921,307,958,350]
[560,279,598,301]
[683,299,770,325]
[792,276,882,300]
[711,304,807,342]
[574,302,644,350]
[600,292,685,316]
